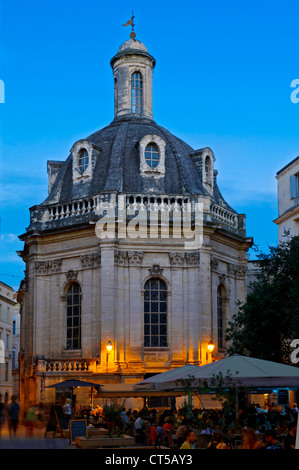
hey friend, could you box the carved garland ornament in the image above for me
[35,258,62,275]
[169,251,200,267]
[114,249,144,266]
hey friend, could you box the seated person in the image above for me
[174,419,189,447]
[163,416,175,436]
[208,430,229,449]
[263,430,284,449]
[284,422,297,450]
[180,430,197,449]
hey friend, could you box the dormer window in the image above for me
[131,72,143,114]
[71,140,100,182]
[145,143,159,168]
[78,149,89,173]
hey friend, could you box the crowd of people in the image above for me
[111,402,299,449]
[0,392,298,449]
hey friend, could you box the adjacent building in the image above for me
[0,281,17,402]
[274,156,299,241]
[18,33,252,410]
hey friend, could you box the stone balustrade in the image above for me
[210,203,238,228]
[41,359,92,372]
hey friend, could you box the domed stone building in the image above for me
[18,35,252,409]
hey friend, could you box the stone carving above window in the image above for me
[35,258,62,275]
[80,252,101,268]
[139,134,166,178]
[66,270,79,281]
[218,273,226,284]
[114,249,143,266]
[148,264,164,276]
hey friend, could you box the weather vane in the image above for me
[122,11,136,39]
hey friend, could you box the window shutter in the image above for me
[290,175,296,199]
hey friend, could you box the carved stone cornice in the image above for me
[80,252,101,268]
[35,258,62,275]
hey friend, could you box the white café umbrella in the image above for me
[134,354,299,390]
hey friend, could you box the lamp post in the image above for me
[207,340,215,363]
[106,341,112,373]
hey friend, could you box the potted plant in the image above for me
[102,400,124,436]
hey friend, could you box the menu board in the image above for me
[69,419,87,444]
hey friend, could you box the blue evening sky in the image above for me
[1,0,299,290]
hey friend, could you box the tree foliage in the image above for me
[225,236,299,364]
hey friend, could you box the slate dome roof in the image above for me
[42,115,234,213]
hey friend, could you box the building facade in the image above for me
[18,35,252,410]
[0,281,17,402]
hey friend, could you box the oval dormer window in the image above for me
[78,149,89,173]
[145,143,159,168]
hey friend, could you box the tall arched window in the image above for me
[144,279,167,347]
[131,72,143,114]
[217,285,225,351]
[67,283,81,350]
[114,77,118,115]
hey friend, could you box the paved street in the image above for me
[0,423,74,449]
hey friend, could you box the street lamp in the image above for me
[106,341,112,373]
[206,340,215,363]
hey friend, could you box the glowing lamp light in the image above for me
[207,341,215,353]
[106,341,113,353]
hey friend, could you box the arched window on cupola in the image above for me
[66,283,81,350]
[131,71,143,114]
[144,278,167,348]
